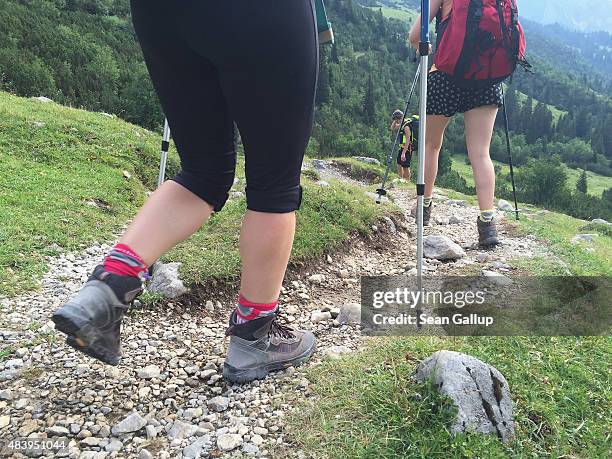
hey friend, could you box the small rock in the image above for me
[139,449,153,459]
[475,253,489,263]
[311,311,332,323]
[31,96,52,103]
[250,434,264,446]
[308,274,326,284]
[491,261,511,270]
[323,345,352,359]
[4,358,24,369]
[311,159,327,170]
[105,439,123,453]
[167,420,198,440]
[0,416,10,428]
[111,411,146,435]
[449,215,462,224]
[0,390,12,401]
[47,426,70,436]
[18,419,39,436]
[482,270,513,286]
[15,347,28,358]
[448,200,467,207]
[352,156,380,165]
[424,235,466,260]
[592,218,610,225]
[182,435,211,458]
[316,180,330,187]
[217,433,243,452]
[148,262,188,299]
[498,199,515,212]
[242,443,260,455]
[337,303,360,324]
[571,234,597,244]
[204,301,214,312]
[137,365,160,379]
[383,216,397,233]
[75,364,89,375]
[207,396,229,412]
[145,425,157,439]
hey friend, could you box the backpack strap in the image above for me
[454,0,484,82]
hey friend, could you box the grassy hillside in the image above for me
[367,6,417,23]
[0,92,392,296]
[0,92,169,294]
[450,154,612,198]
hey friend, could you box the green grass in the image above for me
[367,6,418,24]
[0,91,392,295]
[290,336,611,458]
[514,209,612,276]
[0,91,177,295]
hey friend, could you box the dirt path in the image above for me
[0,160,552,458]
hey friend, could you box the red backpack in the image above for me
[433,0,529,88]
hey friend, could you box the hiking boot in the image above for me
[223,312,316,383]
[477,217,500,247]
[51,265,143,365]
[410,202,433,226]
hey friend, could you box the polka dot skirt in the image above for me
[427,71,503,117]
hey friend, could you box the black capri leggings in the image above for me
[131,0,319,213]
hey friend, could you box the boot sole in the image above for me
[222,341,317,384]
[51,311,120,366]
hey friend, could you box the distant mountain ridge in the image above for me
[361,0,612,34]
[519,0,612,34]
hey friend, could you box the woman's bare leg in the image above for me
[239,211,295,303]
[424,115,451,197]
[464,106,498,211]
[120,181,214,266]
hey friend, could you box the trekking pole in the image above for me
[415,0,431,325]
[376,63,421,204]
[157,118,171,188]
[501,86,520,221]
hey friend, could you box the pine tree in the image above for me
[363,75,376,125]
[504,87,519,129]
[330,43,340,64]
[576,169,588,194]
[519,96,533,134]
[316,61,331,104]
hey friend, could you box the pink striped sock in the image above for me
[234,294,278,324]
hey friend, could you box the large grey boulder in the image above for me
[592,218,610,225]
[424,235,466,260]
[414,350,515,443]
[352,156,380,165]
[148,262,187,298]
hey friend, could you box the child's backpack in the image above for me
[434,0,529,88]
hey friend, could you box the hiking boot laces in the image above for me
[269,320,296,340]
